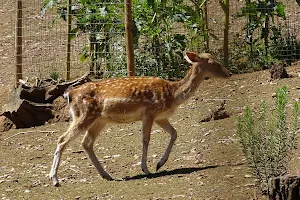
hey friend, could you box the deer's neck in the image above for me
[172,64,204,105]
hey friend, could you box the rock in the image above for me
[0,116,14,132]
[200,100,230,122]
[245,174,253,178]
[270,62,290,81]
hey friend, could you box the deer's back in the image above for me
[68,77,177,123]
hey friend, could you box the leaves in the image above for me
[275,3,285,19]
[41,0,55,17]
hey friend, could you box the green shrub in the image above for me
[237,86,299,192]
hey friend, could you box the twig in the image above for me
[203,98,233,102]
[3,130,59,140]
[68,167,83,174]
[4,131,35,140]
[41,130,59,136]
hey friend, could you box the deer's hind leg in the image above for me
[155,118,177,171]
[81,119,113,180]
[141,115,154,175]
[50,116,96,186]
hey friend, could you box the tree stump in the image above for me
[268,176,300,200]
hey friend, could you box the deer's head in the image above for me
[184,51,231,78]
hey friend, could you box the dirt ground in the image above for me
[1,0,300,199]
[1,66,300,200]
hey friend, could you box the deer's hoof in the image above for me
[102,174,113,181]
[156,163,162,172]
[50,176,60,187]
[142,168,151,175]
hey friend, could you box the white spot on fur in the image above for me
[104,98,128,105]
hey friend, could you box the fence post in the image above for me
[204,1,209,51]
[15,0,23,86]
[125,0,135,76]
[223,0,229,68]
[66,0,72,80]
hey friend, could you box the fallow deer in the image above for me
[49,51,230,186]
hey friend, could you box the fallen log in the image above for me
[0,73,91,129]
[45,72,91,102]
[18,72,91,104]
[2,98,53,128]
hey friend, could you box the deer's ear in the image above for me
[184,51,201,64]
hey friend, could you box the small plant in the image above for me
[50,69,59,80]
[237,86,299,192]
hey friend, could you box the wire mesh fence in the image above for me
[1,0,300,85]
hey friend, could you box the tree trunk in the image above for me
[268,176,300,200]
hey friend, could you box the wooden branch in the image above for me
[3,130,59,140]
[45,72,91,102]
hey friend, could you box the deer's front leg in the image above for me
[141,115,154,175]
[155,119,177,171]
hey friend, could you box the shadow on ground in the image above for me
[123,162,245,181]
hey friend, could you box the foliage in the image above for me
[42,0,215,79]
[182,0,214,52]
[237,86,299,192]
[237,0,286,70]
[132,0,222,78]
[42,0,125,78]
[132,0,188,78]
[271,24,300,65]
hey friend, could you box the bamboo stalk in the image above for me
[223,0,229,68]
[204,1,209,51]
[89,35,95,75]
[125,0,135,76]
[66,0,72,80]
[15,0,23,86]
